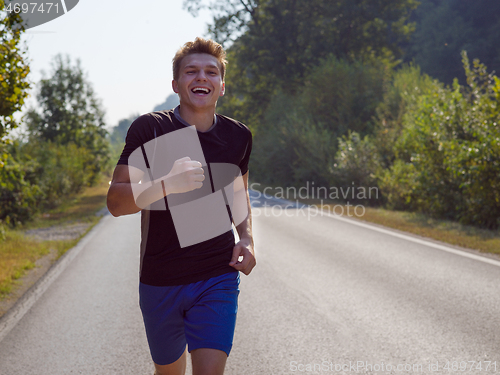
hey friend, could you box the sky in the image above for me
[21,0,213,130]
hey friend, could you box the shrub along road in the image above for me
[0,193,499,374]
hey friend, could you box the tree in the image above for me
[404,0,500,85]
[109,114,138,146]
[0,0,31,157]
[0,2,33,227]
[378,52,500,228]
[26,54,109,183]
[152,93,180,112]
[26,55,106,145]
[185,0,419,127]
[183,0,259,47]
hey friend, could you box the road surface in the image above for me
[0,192,499,374]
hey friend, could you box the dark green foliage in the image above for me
[252,56,388,191]
[300,55,390,140]
[189,0,418,128]
[184,0,500,229]
[0,139,107,227]
[0,3,35,227]
[405,0,500,85]
[252,91,336,188]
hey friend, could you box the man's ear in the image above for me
[172,80,179,93]
[220,82,225,96]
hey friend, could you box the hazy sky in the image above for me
[21,0,213,129]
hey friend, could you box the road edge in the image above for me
[249,189,500,267]
[0,213,112,343]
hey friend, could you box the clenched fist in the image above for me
[163,156,205,194]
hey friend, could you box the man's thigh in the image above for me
[184,272,240,356]
[139,283,187,366]
[140,272,239,369]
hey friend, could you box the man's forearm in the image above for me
[107,179,169,217]
[235,190,253,244]
[107,182,142,217]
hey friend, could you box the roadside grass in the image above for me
[23,175,110,230]
[321,204,500,255]
[0,175,110,300]
[250,185,500,256]
[0,233,75,298]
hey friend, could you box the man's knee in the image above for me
[191,348,227,375]
[153,348,187,375]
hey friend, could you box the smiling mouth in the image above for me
[191,87,211,95]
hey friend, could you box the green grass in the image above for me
[0,175,110,299]
[0,230,50,297]
[24,176,110,230]
[358,206,500,255]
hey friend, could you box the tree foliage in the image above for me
[184,0,258,47]
[183,0,500,229]
[251,90,336,187]
[186,0,418,127]
[109,113,138,146]
[252,56,388,188]
[379,52,500,228]
[0,0,31,153]
[26,54,109,184]
[0,54,112,227]
[0,147,41,226]
[404,0,500,85]
[332,132,380,204]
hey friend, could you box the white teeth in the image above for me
[192,87,209,93]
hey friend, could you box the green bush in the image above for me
[378,159,418,210]
[332,131,381,204]
[0,140,109,226]
[379,52,500,228]
[21,141,99,208]
[252,56,389,190]
[374,63,437,169]
[252,91,337,188]
[300,55,389,140]
[0,155,42,226]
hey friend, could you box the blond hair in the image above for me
[172,37,227,81]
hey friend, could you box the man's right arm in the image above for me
[107,157,205,217]
[107,164,144,217]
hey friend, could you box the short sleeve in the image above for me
[117,114,154,165]
[239,128,252,176]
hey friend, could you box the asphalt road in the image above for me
[0,192,499,374]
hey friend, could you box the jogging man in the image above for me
[107,37,255,375]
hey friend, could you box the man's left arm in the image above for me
[229,171,256,275]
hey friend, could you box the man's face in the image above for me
[172,53,225,111]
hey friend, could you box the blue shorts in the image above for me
[139,271,240,365]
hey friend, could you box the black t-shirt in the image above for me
[117,108,252,286]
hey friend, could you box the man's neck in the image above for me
[178,104,216,132]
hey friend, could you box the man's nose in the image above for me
[196,70,207,80]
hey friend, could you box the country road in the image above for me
[0,192,499,374]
